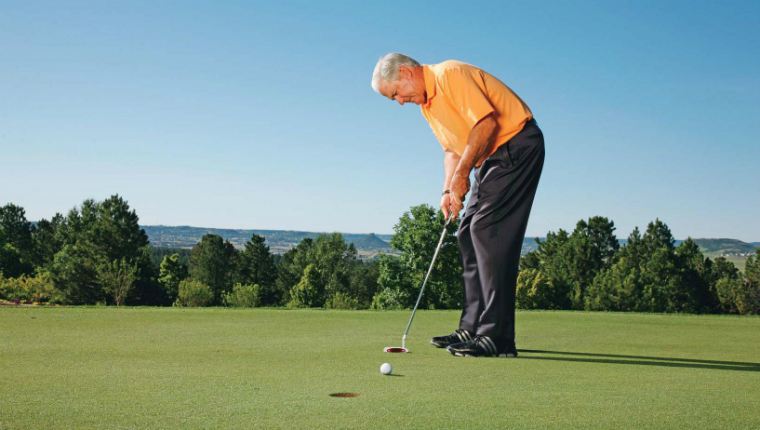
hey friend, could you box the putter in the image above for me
[384,212,454,353]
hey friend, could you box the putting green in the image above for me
[1,308,758,429]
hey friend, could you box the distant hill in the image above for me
[142,225,759,258]
[690,238,759,254]
[351,233,391,251]
[141,225,392,255]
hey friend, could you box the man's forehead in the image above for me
[378,80,395,98]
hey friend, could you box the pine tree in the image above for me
[188,234,237,305]
[0,204,35,274]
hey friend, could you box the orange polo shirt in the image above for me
[420,61,533,165]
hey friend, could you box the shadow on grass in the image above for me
[519,350,760,372]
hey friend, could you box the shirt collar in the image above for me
[422,65,437,107]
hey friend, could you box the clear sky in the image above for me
[1,0,758,241]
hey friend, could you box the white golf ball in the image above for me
[380,363,392,375]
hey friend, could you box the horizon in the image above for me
[135,222,759,244]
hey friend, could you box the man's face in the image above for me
[378,66,426,106]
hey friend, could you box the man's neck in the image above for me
[413,66,427,103]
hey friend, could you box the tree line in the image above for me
[517,217,760,315]
[1,197,758,314]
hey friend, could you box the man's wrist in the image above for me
[441,189,450,197]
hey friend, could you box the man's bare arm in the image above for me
[453,114,498,183]
[441,149,461,219]
[443,149,460,192]
[447,114,498,219]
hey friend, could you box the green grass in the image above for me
[705,252,748,273]
[1,308,759,429]
[724,256,748,273]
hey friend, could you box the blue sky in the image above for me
[1,0,758,241]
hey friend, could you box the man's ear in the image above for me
[398,66,412,79]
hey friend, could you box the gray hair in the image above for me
[371,53,421,92]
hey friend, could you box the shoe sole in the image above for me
[447,348,517,358]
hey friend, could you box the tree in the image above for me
[735,250,760,315]
[90,196,160,305]
[378,204,462,309]
[746,250,760,291]
[374,254,413,309]
[32,214,66,268]
[51,243,103,305]
[348,259,380,309]
[188,234,237,304]
[675,238,718,313]
[585,254,644,312]
[709,253,759,316]
[566,217,619,308]
[237,234,279,305]
[527,217,620,310]
[98,258,137,306]
[150,247,192,268]
[532,229,573,309]
[585,220,706,313]
[288,264,325,308]
[705,256,739,308]
[519,250,541,271]
[585,227,647,312]
[0,204,35,274]
[158,253,188,303]
[306,233,358,306]
[1,227,29,279]
[638,220,683,312]
[48,196,161,305]
[276,238,314,306]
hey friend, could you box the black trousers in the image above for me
[457,119,545,341]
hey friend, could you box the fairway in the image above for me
[1,308,759,429]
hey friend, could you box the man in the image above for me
[371,53,545,358]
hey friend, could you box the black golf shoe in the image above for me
[430,329,474,348]
[446,335,518,358]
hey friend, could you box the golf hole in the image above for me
[384,347,408,353]
[329,393,361,398]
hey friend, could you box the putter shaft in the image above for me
[401,213,453,347]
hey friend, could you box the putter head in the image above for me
[383,346,408,353]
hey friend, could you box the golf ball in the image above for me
[380,363,392,375]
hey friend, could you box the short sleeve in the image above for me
[440,68,495,129]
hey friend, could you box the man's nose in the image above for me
[396,97,405,105]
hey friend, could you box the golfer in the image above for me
[371,53,544,357]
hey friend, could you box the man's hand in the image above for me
[449,173,470,220]
[440,193,452,220]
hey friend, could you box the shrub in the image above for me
[515,269,553,310]
[0,271,65,304]
[173,278,214,307]
[327,291,359,309]
[223,283,260,307]
[370,287,410,310]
